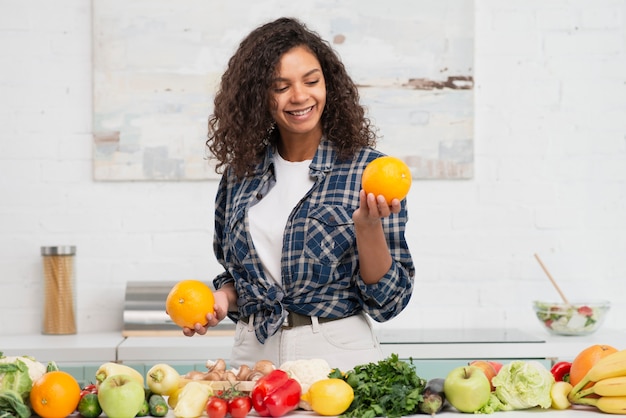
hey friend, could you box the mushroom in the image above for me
[204,370,223,381]
[253,360,276,375]
[236,364,252,381]
[223,370,238,383]
[206,358,227,373]
[184,370,208,381]
[246,370,265,382]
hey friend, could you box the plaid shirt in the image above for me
[213,139,415,343]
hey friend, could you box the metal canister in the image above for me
[41,246,77,334]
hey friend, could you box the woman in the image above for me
[186,17,414,371]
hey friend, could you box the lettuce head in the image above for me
[488,360,554,411]
[0,355,47,400]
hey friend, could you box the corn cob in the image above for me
[574,396,626,414]
[570,349,626,400]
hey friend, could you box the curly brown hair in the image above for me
[206,17,378,178]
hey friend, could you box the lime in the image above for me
[77,393,102,418]
[301,378,354,416]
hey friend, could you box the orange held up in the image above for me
[362,156,412,205]
[166,279,215,329]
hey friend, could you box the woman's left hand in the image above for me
[352,190,401,225]
[182,289,230,337]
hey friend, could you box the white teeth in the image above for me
[289,106,312,116]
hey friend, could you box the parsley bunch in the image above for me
[329,353,426,418]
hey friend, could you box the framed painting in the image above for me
[92,0,474,180]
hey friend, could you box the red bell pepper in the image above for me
[251,369,301,417]
[551,361,572,382]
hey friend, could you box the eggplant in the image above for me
[419,377,446,415]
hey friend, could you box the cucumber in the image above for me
[148,393,168,417]
[419,377,446,415]
[77,393,102,418]
[135,398,150,417]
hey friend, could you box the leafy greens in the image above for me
[329,353,426,418]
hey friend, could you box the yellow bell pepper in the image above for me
[173,381,213,418]
[95,362,144,388]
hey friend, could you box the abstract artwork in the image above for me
[92,0,474,180]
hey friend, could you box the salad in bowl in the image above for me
[533,300,610,336]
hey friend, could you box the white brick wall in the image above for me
[1,0,625,336]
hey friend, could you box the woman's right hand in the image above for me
[182,288,231,336]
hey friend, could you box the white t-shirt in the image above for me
[248,153,315,285]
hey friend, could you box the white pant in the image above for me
[229,312,383,371]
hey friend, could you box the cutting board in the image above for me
[178,378,256,392]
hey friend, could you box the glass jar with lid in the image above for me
[41,246,77,334]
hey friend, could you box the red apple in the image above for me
[469,360,497,391]
[444,366,491,413]
[488,361,503,374]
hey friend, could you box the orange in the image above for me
[569,344,618,387]
[165,279,215,328]
[30,370,81,418]
[361,156,412,204]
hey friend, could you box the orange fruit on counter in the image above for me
[361,156,412,205]
[569,344,618,387]
[166,279,215,329]
[30,370,81,418]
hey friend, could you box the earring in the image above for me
[263,122,275,146]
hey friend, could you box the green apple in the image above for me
[444,366,491,413]
[97,373,146,418]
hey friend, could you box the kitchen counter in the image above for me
[66,405,603,417]
[1,332,121,364]
[247,408,602,417]
[3,328,626,366]
[6,329,623,418]
[378,328,626,361]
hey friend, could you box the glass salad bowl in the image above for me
[533,300,610,336]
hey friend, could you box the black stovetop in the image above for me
[377,328,545,344]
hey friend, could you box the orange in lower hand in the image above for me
[166,279,215,329]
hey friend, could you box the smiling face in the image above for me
[270,45,326,148]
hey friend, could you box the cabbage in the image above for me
[487,360,554,411]
[0,355,46,401]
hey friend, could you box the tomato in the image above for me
[79,383,98,399]
[206,396,228,418]
[229,395,252,418]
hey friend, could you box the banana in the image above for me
[570,350,626,397]
[573,395,626,414]
[594,377,626,397]
[595,396,626,414]
[573,376,626,400]
[587,350,626,383]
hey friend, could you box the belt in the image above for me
[240,311,341,330]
